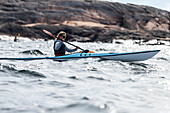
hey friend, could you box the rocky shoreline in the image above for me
[0,0,169,42]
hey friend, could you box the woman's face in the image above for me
[59,34,66,41]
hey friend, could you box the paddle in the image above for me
[43,29,94,53]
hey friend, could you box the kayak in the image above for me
[0,50,160,62]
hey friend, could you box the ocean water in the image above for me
[0,35,170,113]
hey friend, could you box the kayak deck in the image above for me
[0,50,160,62]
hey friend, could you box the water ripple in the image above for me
[48,81,74,88]
[0,36,170,113]
[45,103,112,113]
[69,76,80,80]
[17,70,46,78]
[87,76,110,82]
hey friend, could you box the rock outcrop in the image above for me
[0,0,169,42]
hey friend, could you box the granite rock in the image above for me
[0,0,169,42]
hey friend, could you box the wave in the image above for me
[19,49,46,55]
[0,64,46,78]
[156,57,168,61]
[17,70,46,78]
[128,62,148,69]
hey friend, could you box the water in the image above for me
[0,35,170,113]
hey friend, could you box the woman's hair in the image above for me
[57,31,66,37]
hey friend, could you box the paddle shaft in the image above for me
[64,41,85,51]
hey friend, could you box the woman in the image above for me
[54,31,79,56]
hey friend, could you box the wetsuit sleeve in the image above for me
[65,46,77,52]
[54,40,63,50]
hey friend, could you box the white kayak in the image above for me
[0,50,160,62]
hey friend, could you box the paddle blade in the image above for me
[43,29,56,38]
[89,51,95,53]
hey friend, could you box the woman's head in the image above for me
[57,31,66,41]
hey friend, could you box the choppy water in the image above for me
[0,35,170,113]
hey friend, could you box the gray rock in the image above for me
[0,0,169,42]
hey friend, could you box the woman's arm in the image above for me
[54,40,63,50]
[65,46,77,52]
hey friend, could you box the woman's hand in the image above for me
[76,46,80,50]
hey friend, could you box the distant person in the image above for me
[14,34,20,42]
[14,36,18,42]
[54,31,79,56]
